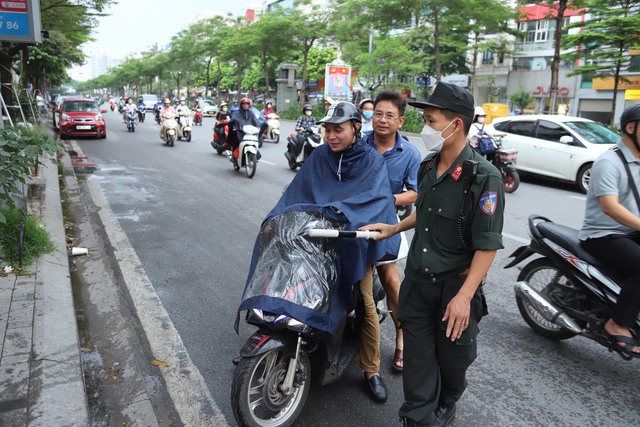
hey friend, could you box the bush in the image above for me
[402,110,424,134]
[0,208,55,267]
[280,104,327,121]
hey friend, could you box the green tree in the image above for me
[510,86,534,110]
[563,0,640,124]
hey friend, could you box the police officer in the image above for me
[361,82,504,427]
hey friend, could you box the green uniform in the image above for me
[398,144,504,425]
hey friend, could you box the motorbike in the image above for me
[194,108,203,126]
[137,106,146,123]
[126,109,137,132]
[118,103,124,114]
[227,125,259,178]
[232,210,388,427]
[160,112,179,147]
[155,106,162,124]
[505,215,640,360]
[177,109,193,142]
[284,126,324,171]
[109,101,115,112]
[261,112,281,144]
[211,119,231,155]
[491,136,520,193]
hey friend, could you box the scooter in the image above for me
[261,112,281,144]
[194,108,203,126]
[211,119,231,155]
[285,125,323,171]
[232,211,388,427]
[227,125,259,179]
[160,112,179,147]
[137,106,146,123]
[109,101,115,112]
[492,136,520,193]
[126,109,137,132]
[155,106,162,124]
[505,215,640,360]
[177,110,193,142]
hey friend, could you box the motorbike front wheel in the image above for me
[185,131,191,142]
[231,349,310,427]
[271,131,280,144]
[503,169,520,193]
[516,258,585,340]
[169,134,175,147]
[245,152,257,178]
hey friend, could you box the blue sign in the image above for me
[0,12,30,37]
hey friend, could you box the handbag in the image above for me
[476,124,495,155]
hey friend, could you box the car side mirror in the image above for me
[559,135,574,144]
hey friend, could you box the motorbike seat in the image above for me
[537,221,617,275]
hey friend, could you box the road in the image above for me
[68,108,640,427]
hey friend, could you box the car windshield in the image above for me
[564,121,619,144]
[201,100,215,106]
[65,101,98,112]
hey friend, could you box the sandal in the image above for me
[392,348,403,372]
[606,333,640,358]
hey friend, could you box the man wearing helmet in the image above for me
[229,98,261,156]
[295,104,315,132]
[268,101,400,404]
[579,104,640,358]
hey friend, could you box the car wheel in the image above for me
[576,163,592,194]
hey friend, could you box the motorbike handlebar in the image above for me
[306,229,380,239]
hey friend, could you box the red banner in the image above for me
[0,1,28,13]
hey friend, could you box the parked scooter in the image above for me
[126,109,137,132]
[177,110,193,142]
[232,211,388,427]
[226,125,259,178]
[194,108,203,126]
[285,125,323,171]
[492,136,520,193]
[261,112,281,144]
[505,215,640,360]
[160,112,179,147]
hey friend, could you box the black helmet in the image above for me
[317,102,361,124]
[303,103,313,112]
[358,98,373,110]
[620,104,640,130]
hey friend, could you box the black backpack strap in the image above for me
[614,147,640,211]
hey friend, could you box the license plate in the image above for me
[76,125,91,130]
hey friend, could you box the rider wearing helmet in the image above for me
[216,102,230,122]
[579,104,640,358]
[359,98,374,133]
[229,97,261,155]
[467,105,505,158]
[295,104,316,132]
[265,101,399,404]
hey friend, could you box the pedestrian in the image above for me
[363,90,421,373]
[359,98,374,133]
[361,82,504,427]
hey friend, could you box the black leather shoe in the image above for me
[435,404,456,427]
[365,373,388,403]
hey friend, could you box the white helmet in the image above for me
[474,106,486,116]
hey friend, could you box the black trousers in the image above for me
[581,233,640,327]
[397,276,485,424]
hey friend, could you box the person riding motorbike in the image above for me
[214,102,232,144]
[176,99,191,125]
[295,104,315,132]
[229,97,261,156]
[123,98,137,123]
[159,98,177,137]
[136,96,145,109]
[579,104,640,357]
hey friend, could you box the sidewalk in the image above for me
[0,154,89,426]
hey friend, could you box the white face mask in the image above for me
[477,116,486,124]
[305,110,312,116]
[421,120,455,152]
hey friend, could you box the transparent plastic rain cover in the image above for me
[243,210,345,314]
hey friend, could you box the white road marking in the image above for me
[503,232,530,244]
[87,178,229,427]
[570,195,586,201]
[259,159,276,165]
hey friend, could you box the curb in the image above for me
[30,153,89,426]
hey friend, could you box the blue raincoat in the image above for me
[237,138,400,334]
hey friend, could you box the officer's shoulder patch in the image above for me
[479,191,498,216]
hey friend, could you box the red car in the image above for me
[58,98,107,139]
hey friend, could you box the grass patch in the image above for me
[0,208,55,268]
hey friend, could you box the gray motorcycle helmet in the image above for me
[317,102,361,125]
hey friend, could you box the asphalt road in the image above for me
[71,108,640,427]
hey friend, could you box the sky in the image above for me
[69,0,261,80]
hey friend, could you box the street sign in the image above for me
[0,0,42,43]
[325,64,351,102]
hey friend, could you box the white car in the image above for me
[492,115,619,193]
[197,99,218,117]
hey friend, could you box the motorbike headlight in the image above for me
[95,114,103,121]
[61,113,71,121]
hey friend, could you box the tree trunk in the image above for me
[470,32,479,95]
[549,0,567,114]
[236,64,242,102]
[300,45,309,108]
[205,56,213,99]
[434,6,441,81]
[216,59,222,100]
[262,49,270,100]
[611,60,622,127]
